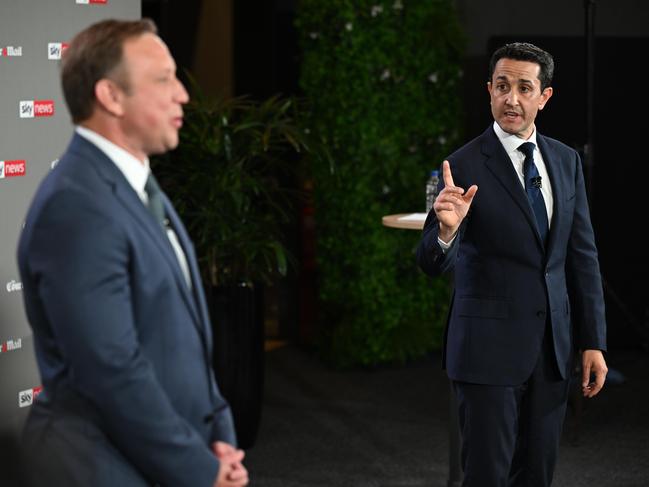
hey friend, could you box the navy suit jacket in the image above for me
[18,134,235,486]
[417,126,606,385]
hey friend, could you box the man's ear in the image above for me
[94,79,125,117]
[538,86,553,111]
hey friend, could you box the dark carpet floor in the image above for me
[244,345,649,487]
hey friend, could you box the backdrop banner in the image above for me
[0,0,140,481]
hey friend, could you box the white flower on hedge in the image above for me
[309,32,319,39]
[345,22,353,31]
[393,0,404,10]
[380,69,391,81]
[382,184,391,194]
[438,135,447,145]
[408,145,417,153]
[371,5,383,17]
[428,72,439,83]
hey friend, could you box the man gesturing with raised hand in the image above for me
[416,42,607,487]
[433,160,478,244]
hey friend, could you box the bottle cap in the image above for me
[430,169,439,176]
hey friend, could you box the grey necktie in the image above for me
[144,173,166,229]
[144,173,193,288]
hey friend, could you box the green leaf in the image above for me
[151,80,330,288]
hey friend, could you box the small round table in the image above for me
[381,213,426,230]
[382,212,462,487]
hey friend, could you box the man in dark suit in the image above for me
[417,42,607,486]
[18,19,248,487]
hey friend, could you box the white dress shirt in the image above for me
[75,126,192,288]
[492,121,554,226]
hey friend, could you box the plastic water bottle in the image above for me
[425,169,440,213]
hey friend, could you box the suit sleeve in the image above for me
[565,152,607,351]
[24,190,220,487]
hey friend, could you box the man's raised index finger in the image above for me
[442,160,455,188]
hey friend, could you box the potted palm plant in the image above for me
[151,81,325,448]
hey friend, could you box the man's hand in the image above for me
[434,160,478,242]
[212,441,249,487]
[581,349,608,398]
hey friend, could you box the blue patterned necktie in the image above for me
[144,173,166,230]
[518,142,548,245]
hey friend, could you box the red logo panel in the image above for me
[0,160,26,179]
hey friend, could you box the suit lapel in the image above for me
[163,197,214,358]
[481,128,545,250]
[164,208,215,393]
[71,135,207,341]
[536,135,563,257]
[113,183,205,336]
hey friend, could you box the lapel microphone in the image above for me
[531,176,542,189]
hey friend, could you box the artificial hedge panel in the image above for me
[296,0,465,366]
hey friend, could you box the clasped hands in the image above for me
[213,441,249,487]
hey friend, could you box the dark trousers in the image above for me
[453,328,570,487]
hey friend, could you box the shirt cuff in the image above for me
[437,234,456,253]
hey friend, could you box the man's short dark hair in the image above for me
[488,42,554,91]
[61,18,157,124]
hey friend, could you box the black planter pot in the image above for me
[207,282,264,450]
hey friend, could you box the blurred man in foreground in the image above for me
[18,18,248,487]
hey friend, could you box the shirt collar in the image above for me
[75,125,150,201]
[492,121,539,157]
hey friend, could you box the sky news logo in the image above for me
[1,338,23,354]
[18,386,42,408]
[76,0,108,4]
[1,46,23,57]
[0,160,26,179]
[48,42,69,60]
[20,100,55,118]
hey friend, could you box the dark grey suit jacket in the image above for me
[18,134,235,487]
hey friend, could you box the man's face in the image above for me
[487,58,552,139]
[118,33,189,159]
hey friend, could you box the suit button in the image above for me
[537,311,546,318]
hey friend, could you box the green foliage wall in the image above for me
[296,0,465,366]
